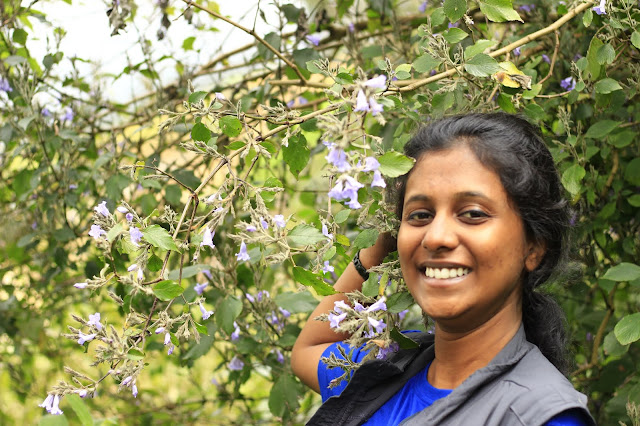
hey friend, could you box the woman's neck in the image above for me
[427,304,522,390]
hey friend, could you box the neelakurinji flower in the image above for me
[328,175,364,209]
[245,293,255,303]
[418,0,428,13]
[513,47,521,56]
[367,317,386,334]
[376,342,399,359]
[62,107,74,122]
[279,307,291,318]
[328,312,347,329]
[362,156,380,172]
[246,224,257,232]
[371,171,386,188]
[94,201,110,217]
[236,242,251,261]
[164,332,171,346]
[257,290,270,302]
[325,144,351,172]
[0,77,12,93]
[194,282,208,295]
[273,214,286,228]
[354,302,366,312]
[116,206,128,214]
[519,4,535,13]
[333,300,350,313]
[560,77,576,91]
[274,349,285,364]
[542,54,551,64]
[87,312,103,330]
[260,217,269,229]
[42,108,52,117]
[39,394,63,415]
[593,0,606,14]
[322,223,333,240]
[199,302,214,320]
[200,227,215,249]
[364,75,387,90]
[74,282,88,289]
[125,213,134,222]
[215,92,227,102]
[231,322,241,341]
[305,33,321,46]
[366,297,387,313]
[77,331,96,345]
[155,327,165,334]
[88,224,107,240]
[228,356,245,371]
[129,227,143,247]
[322,261,334,273]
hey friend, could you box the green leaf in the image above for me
[561,164,586,196]
[335,209,350,224]
[53,227,76,242]
[631,31,640,49]
[594,78,622,94]
[596,43,615,65]
[586,36,604,80]
[152,280,185,301]
[625,158,640,186]
[182,36,196,51]
[362,273,379,297]
[478,0,522,22]
[191,122,211,142]
[167,264,211,281]
[387,291,415,313]
[227,141,245,150]
[106,223,123,243]
[443,28,468,44]
[353,229,379,251]
[66,394,93,426]
[219,116,242,138]
[602,263,640,282]
[292,266,336,296]
[287,224,326,246]
[39,414,69,426]
[628,194,640,207]
[413,54,440,73]
[215,295,242,334]
[142,225,180,252]
[378,151,415,177]
[147,254,163,272]
[188,91,207,104]
[582,8,593,27]
[126,348,145,361]
[497,93,516,113]
[390,327,419,349]
[464,53,501,77]
[608,130,635,148]
[12,28,28,45]
[106,174,130,201]
[603,330,629,358]
[584,120,620,139]
[614,313,640,345]
[282,134,310,177]
[275,291,319,313]
[443,0,467,22]
[464,39,497,60]
[269,374,300,417]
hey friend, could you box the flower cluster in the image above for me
[325,148,386,209]
[353,75,386,116]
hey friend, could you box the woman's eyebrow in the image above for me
[404,191,491,205]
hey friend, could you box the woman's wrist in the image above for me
[358,246,386,270]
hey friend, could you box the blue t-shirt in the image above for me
[319,341,589,426]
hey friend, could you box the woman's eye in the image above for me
[407,211,432,221]
[460,210,489,220]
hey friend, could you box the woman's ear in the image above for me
[525,240,546,272]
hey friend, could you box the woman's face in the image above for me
[397,143,543,332]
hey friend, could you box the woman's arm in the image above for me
[291,234,395,393]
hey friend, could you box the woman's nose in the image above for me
[421,214,459,252]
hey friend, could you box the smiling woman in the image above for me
[291,113,596,426]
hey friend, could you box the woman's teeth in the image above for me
[425,267,470,279]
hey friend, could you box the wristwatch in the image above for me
[353,251,370,281]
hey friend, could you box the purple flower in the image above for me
[593,0,606,15]
[257,290,270,302]
[363,157,380,172]
[167,344,174,355]
[334,300,350,313]
[448,21,459,28]
[137,268,144,281]
[31,221,38,229]
[199,302,214,320]
[122,376,133,386]
[69,184,78,190]
[322,223,333,240]
[77,331,96,345]
[519,4,535,13]
[322,260,335,273]
[542,54,551,64]
[246,293,255,303]
[573,53,583,61]
[94,201,110,217]
[371,170,386,188]
[215,92,227,102]
[42,108,52,117]
[364,75,387,90]
[236,241,251,261]
[326,146,351,172]
[203,269,213,280]
[273,214,286,228]
[267,311,280,327]
[306,33,321,46]
[513,47,521,57]
[117,206,128,213]
[155,327,165,334]
[366,297,387,313]
[200,227,215,249]
[329,312,347,328]
[418,1,428,13]
[129,227,143,247]
[348,22,355,32]
[41,394,63,415]
[586,332,593,341]
[560,77,576,91]
[354,302,366,313]
[0,77,12,93]
[164,332,171,346]
[132,383,138,398]
[62,107,74,122]
[369,97,384,116]
[260,217,269,230]
[74,282,87,289]
[88,224,107,240]
[231,322,240,341]
[194,282,208,295]
[274,349,285,364]
[279,307,291,318]
[127,263,138,272]
[329,175,364,209]
[228,356,245,371]
[126,213,134,222]
[88,312,103,330]
[376,342,399,359]
[367,317,386,334]
[354,90,370,113]
[77,389,88,398]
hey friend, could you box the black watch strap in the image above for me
[353,251,370,281]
